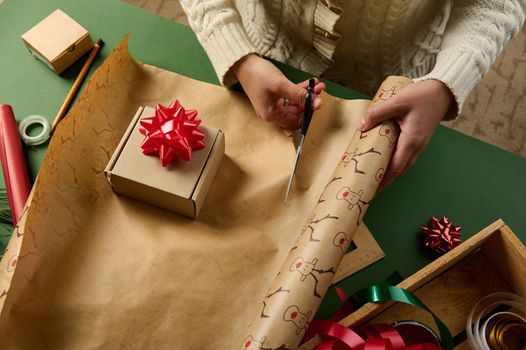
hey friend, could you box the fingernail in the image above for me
[313,97,321,110]
[359,118,365,130]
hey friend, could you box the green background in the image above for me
[1,0,525,318]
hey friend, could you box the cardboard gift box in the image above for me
[105,105,225,219]
[301,219,526,350]
[21,9,94,74]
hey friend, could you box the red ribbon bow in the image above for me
[304,289,443,350]
[305,321,442,350]
[420,217,461,254]
[139,100,205,167]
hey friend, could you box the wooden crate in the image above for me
[301,219,526,349]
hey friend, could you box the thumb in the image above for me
[277,79,309,107]
[359,97,409,131]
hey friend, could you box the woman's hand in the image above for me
[359,79,456,190]
[232,53,325,130]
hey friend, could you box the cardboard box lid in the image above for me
[108,106,218,199]
[21,9,89,61]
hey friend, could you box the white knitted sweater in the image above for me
[181,0,525,115]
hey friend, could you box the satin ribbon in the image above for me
[306,284,453,350]
[329,273,404,323]
[467,292,526,350]
[352,284,453,350]
[139,100,205,167]
[487,315,526,349]
[306,320,441,350]
[329,287,355,322]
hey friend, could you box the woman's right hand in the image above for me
[232,53,325,130]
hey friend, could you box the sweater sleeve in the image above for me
[415,0,525,119]
[179,0,256,86]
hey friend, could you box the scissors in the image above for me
[285,78,316,203]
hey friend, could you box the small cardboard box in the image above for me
[301,219,526,350]
[105,106,225,219]
[21,9,94,74]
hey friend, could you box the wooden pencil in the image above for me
[51,38,104,132]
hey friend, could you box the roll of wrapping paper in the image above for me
[0,104,31,226]
[239,76,413,350]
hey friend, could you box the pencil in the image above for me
[51,38,104,132]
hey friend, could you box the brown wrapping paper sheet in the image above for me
[0,194,30,312]
[241,77,412,349]
[0,37,372,349]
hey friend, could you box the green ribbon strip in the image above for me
[352,284,454,350]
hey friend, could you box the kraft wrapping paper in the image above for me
[240,77,412,350]
[0,36,408,350]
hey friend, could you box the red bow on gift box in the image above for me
[139,100,205,167]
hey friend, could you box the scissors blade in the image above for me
[285,135,304,203]
[284,78,315,203]
[292,128,302,150]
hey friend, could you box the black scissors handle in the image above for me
[301,78,316,136]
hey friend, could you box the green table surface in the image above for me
[1,0,526,320]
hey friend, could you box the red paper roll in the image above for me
[0,104,31,225]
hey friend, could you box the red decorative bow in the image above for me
[304,289,442,350]
[139,100,205,167]
[305,320,442,350]
[420,217,461,254]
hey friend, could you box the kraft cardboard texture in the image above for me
[105,105,224,218]
[21,9,93,74]
[0,37,380,349]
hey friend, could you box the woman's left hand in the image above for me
[358,79,456,191]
